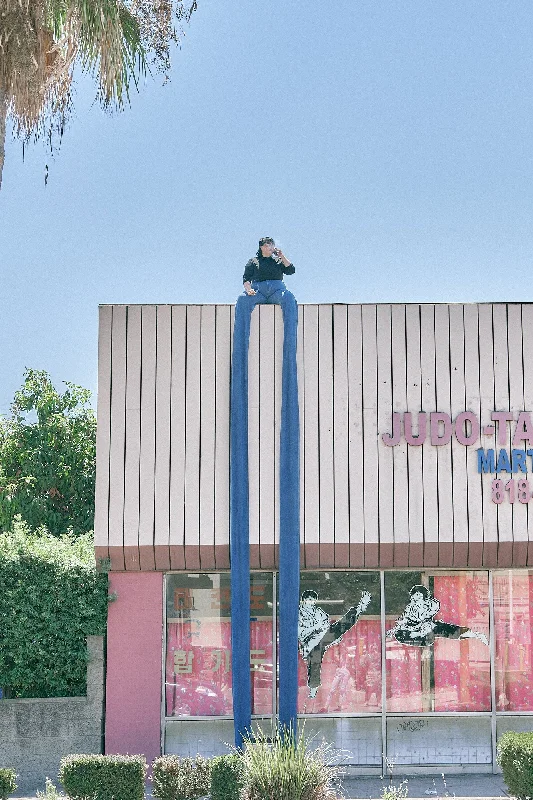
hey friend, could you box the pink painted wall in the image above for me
[105,572,163,764]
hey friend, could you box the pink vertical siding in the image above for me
[96,302,533,570]
[302,305,320,567]
[105,572,163,764]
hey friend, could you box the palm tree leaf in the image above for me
[68,0,145,106]
[0,0,197,187]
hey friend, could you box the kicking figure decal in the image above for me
[298,589,372,698]
[386,585,489,647]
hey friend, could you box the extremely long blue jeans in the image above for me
[230,280,300,747]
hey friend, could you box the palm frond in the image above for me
[0,0,198,146]
[70,0,145,107]
[0,0,66,138]
[126,0,197,76]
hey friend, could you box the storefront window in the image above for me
[494,570,533,711]
[163,568,533,722]
[250,573,274,715]
[385,572,490,712]
[162,568,533,766]
[165,573,273,717]
[297,571,381,714]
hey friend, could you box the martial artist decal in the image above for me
[386,584,489,647]
[298,589,372,697]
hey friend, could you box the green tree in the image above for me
[0,0,196,188]
[0,369,96,536]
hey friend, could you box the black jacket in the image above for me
[243,255,295,284]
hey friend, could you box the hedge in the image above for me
[498,731,533,800]
[152,755,211,800]
[0,769,17,800]
[59,754,146,800]
[0,519,108,698]
[210,754,243,800]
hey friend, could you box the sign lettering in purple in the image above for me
[382,411,533,449]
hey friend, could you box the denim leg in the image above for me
[277,287,300,734]
[231,284,299,742]
[230,291,261,748]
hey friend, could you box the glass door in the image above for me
[287,570,383,767]
[384,571,492,767]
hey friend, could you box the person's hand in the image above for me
[244,281,256,295]
[275,249,291,267]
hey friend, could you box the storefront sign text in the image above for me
[382,411,533,450]
[382,410,533,504]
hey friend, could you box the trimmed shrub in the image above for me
[498,731,533,800]
[152,755,211,800]
[59,754,146,800]
[210,754,243,800]
[240,728,342,800]
[0,769,17,800]
[0,519,108,698]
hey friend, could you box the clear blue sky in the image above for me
[1,0,532,414]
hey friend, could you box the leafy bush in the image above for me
[0,769,17,800]
[498,731,533,800]
[240,727,342,800]
[0,519,108,698]
[152,755,211,800]
[210,754,243,800]
[59,754,146,800]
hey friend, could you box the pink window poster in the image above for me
[386,640,424,712]
[494,571,533,711]
[433,574,490,712]
[166,619,273,717]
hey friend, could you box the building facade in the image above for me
[96,302,533,773]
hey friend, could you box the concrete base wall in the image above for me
[0,636,104,794]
